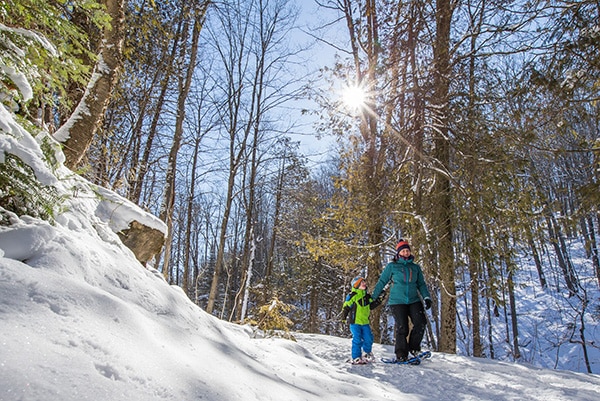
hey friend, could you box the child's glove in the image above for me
[341,306,349,322]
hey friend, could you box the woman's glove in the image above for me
[424,298,432,310]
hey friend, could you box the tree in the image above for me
[125,1,189,206]
[157,1,210,280]
[310,0,403,343]
[205,0,301,315]
[53,0,125,170]
[1,0,106,124]
[281,158,344,334]
[429,0,457,355]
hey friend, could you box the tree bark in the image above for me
[507,266,521,360]
[468,254,482,357]
[54,0,125,170]
[526,226,547,289]
[264,152,286,303]
[545,210,578,296]
[587,216,600,288]
[183,135,202,296]
[432,0,456,354]
[128,10,186,204]
[158,3,207,280]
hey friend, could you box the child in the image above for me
[341,276,385,364]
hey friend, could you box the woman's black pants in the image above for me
[390,302,427,358]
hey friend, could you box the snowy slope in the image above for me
[1,207,600,401]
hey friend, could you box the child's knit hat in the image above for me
[351,276,365,289]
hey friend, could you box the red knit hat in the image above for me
[396,239,411,252]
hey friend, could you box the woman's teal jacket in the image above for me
[371,256,431,305]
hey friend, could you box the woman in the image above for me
[371,239,432,362]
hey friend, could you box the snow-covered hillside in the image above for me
[1,203,600,400]
[0,107,598,398]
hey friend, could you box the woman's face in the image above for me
[399,248,411,258]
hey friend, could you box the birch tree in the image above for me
[54,0,125,170]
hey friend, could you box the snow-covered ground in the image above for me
[1,204,600,401]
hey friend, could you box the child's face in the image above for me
[359,280,367,289]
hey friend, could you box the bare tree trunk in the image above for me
[584,216,600,288]
[545,209,578,296]
[110,30,177,196]
[208,178,245,317]
[576,292,592,373]
[507,268,521,360]
[128,9,187,204]
[231,147,256,321]
[484,259,496,359]
[239,228,256,322]
[206,93,247,316]
[526,225,547,289]
[432,0,456,354]
[233,64,263,320]
[158,4,207,279]
[308,259,320,333]
[54,0,125,170]
[183,135,202,296]
[469,255,483,357]
[462,0,486,358]
[264,151,286,302]
[407,0,428,265]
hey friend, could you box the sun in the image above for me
[341,83,368,111]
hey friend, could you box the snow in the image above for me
[0,22,56,105]
[1,208,600,401]
[0,107,58,185]
[52,68,97,144]
[0,64,32,102]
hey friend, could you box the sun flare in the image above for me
[341,84,368,111]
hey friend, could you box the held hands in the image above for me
[424,298,432,310]
[375,289,387,303]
